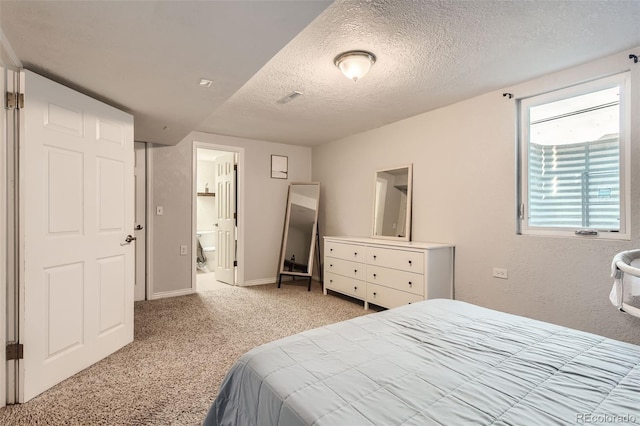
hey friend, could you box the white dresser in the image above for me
[323,236,454,310]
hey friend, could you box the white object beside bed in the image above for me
[323,236,454,309]
[611,249,640,318]
[205,299,640,425]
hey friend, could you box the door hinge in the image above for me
[5,92,24,110]
[234,164,238,171]
[6,343,24,360]
[234,260,238,267]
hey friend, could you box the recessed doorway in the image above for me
[192,144,241,292]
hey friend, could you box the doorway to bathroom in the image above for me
[193,144,241,292]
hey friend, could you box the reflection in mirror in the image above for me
[372,165,412,241]
[278,183,320,291]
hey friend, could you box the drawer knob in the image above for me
[354,252,358,256]
[354,286,358,290]
[408,282,412,287]
[354,269,358,274]
[330,248,333,252]
[373,273,376,278]
[330,264,333,268]
[373,292,376,297]
[330,279,333,283]
[408,260,412,266]
[373,255,377,260]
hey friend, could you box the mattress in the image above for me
[204,299,640,425]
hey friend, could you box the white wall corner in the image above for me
[0,28,22,69]
[150,288,195,300]
[244,278,277,286]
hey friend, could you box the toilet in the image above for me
[197,231,216,270]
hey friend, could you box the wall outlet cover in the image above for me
[492,268,508,279]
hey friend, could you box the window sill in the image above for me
[519,229,630,241]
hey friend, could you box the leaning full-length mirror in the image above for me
[372,164,413,241]
[278,183,320,290]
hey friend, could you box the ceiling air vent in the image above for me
[277,91,303,104]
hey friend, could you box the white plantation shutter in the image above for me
[528,137,620,230]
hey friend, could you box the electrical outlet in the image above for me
[492,268,508,279]
[180,245,187,255]
[156,206,164,216]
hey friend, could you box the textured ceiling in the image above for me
[0,0,331,145]
[199,0,640,146]
[2,0,640,147]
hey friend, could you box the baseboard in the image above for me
[243,277,276,286]
[150,288,195,300]
[233,276,322,287]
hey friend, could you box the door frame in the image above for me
[0,64,7,409]
[2,31,23,407]
[0,65,21,407]
[192,142,244,289]
[145,144,155,299]
[133,141,147,301]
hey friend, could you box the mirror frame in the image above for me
[371,164,413,242]
[278,182,321,280]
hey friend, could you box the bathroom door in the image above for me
[19,70,134,402]
[215,152,236,284]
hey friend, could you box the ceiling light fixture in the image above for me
[334,50,376,82]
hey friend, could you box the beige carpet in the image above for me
[0,281,373,425]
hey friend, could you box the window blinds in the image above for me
[528,136,620,230]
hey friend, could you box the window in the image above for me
[518,73,630,239]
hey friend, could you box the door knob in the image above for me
[135,224,143,230]
[121,235,136,245]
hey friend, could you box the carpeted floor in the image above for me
[0,280,373,425]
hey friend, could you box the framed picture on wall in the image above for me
[271,155,288,179]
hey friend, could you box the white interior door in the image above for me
[134,142,146,301]
[20,70,134,402]
[215,152,236,284]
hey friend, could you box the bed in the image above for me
[204,299,640,425]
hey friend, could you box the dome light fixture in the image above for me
[334,50,376,82]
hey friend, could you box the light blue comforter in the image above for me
[204,299,640,425]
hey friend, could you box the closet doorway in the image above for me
[192,144,242,292]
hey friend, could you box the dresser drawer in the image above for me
[324,272,365,300]
[367,266,424,296]
[325,257,365,280]
[367,246,424,273]
[325,241,366,262]
[367,283,423,309]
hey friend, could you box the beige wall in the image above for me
[313,48,640,344]
[150,131,311,296]
[196,158,217,232]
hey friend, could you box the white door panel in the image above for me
[21,70,134,402]
[215,153,235,284]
